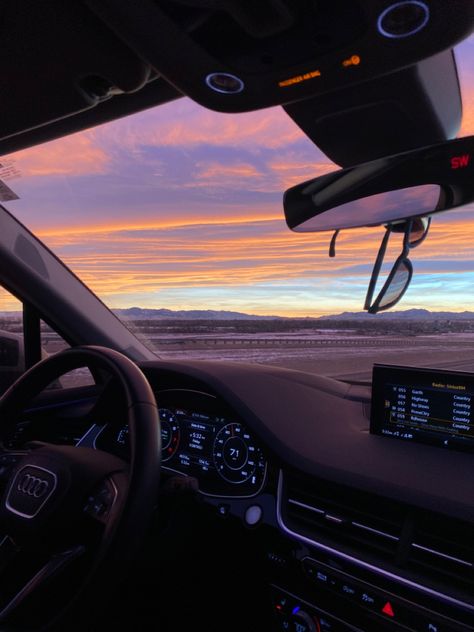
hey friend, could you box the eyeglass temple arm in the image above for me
[364,226,393,311]
[329,230,339,258]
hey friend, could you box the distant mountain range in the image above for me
[1,307,473,321]
[321,309,474,320]
[113,307,474,321]
[114,307,281,320]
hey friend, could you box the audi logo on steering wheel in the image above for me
[6,465,57,519]
[17,474,50,498]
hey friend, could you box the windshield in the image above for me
[3,37,474,382]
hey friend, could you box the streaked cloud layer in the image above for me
[3,36,474,316]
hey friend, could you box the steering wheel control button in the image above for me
[0,454,21,481]
[5,465,57,519]
[205,72,244,94]
[377,1,430,39]
[84,480,117,521]
[244,504,262,526]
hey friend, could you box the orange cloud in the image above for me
[30,209,474,316]
[36,217,383,300]
[188,156,335,193]
[7,133,109,177]
[36,211,282,238]
[98,99,306,151]
[190,161,266,190]
[0,287,21,311]
[268,157,336,189]
[197,162,261,180]
[460,108,474,136]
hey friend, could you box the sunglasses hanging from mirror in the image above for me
[329,217,431,314]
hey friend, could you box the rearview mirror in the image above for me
[284,136,474,232]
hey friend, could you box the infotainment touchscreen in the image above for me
[371,364,474,453]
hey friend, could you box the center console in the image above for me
[269,551,473,631]
[268,364,474,632]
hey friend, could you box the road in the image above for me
[154,334,474,382]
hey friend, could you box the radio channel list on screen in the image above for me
[385,379,474,441]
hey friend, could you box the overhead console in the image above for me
[86,0,474,112]
[284,49,463,166]
[1,1,473,154]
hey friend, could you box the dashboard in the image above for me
[95,389,267,497]
[8,359,474,632]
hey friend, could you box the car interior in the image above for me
[0,1,472,631]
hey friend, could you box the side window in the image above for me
[40,321,95,389]
[0,286,24,394]
[0,285,95,393]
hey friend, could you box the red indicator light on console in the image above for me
[381,601,395,617]
[451,154,471,169]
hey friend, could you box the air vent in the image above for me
[408,514,474,593]
[282,471,403,563]
[280,470,474,598]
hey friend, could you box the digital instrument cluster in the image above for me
[105,390,267,497]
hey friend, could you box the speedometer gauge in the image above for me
[160,408,180,462]
[213,422,266,486]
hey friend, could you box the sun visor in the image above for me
[284,50,462,167]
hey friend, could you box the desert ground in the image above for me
[120,318,474,382]
[3,316,474,384]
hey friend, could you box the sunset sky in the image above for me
[3,36,474,317]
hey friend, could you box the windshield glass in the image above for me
[3,37,474,382]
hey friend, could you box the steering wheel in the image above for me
[0,346,161,630]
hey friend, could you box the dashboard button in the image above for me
[278,615,291,630]
[217,503,230,517]
[381,600,396,618]
[315,569,329,584]
[292,610,318,632]
[303,559,316,578]
[304,563,338,590]
[396,604,446,632]
[339,582,358,600]
[358,590,377,610]
[274,594,289,614]
[244,504,262,526]
[318,616,333,631]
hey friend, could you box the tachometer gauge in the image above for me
[213,422,266,486]
[160,408,180,462]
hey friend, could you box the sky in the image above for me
[3,37,474,317]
